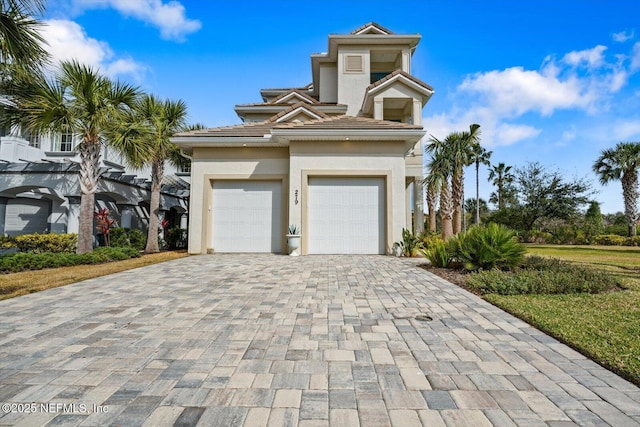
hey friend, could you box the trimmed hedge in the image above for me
[2,233,77,253]
[465,256,621,295]
[0,247,140,273]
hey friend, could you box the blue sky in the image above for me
[42,0,640,214]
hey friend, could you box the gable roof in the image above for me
[367,69,434,93]
[361,70,435,114]
[350,22,394,35]
[270,89,318,105]
[267,102,329,123]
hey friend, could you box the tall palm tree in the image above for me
[470,143,492,225]
[488,162,514,211]
[425,134,456,239]
[450,124,481,233]
[110,94,188,253]
[5,60,139,253]
[0,0,48,78]
[593,142,640,236]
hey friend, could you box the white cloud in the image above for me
[613,30,635,43]
[458,65,592,117]
[71,0,201,41]
[563,45,607,68]
[42,19,146,81]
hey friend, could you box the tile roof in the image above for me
[235,102,345,108]
[175,121,278,138]
[266,103,328,123]
[174,115,422,139]
[367,69,434,92]
[274,115,423,130]
[270,89,318,104]
[350,22,394,35]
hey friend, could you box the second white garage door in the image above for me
[212,181,282,253]
[308,177,385,254]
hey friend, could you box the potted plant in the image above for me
[286,224,301,256]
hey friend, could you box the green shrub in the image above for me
[465,256,621,295]
[603,224,628,236]
[165,228,187,250]
[8,233,77,253]
[448,224,526,271]
[0,246,140,273]
[419,238,451,268]
[394,228,423,257]
[109,227,146,251]
[594,234,628,246]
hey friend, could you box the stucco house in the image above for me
[0,126,189,239]
[173,22,433,255]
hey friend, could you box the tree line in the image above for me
[424,125,640,241]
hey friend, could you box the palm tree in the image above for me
[110,94,188,253]
[450,124,481,233]
[488,162,514,211]
[0,0,48,79]
[470,144,492,225]
[593,142,640,236]
[5,60,139,253]
[425,135,456,239]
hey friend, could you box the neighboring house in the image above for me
[0,125,189,239]
[173,22,433,255]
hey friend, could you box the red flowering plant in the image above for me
[95,208,117,247]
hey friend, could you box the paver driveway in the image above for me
[0,255,639,427]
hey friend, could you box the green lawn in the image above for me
[485,245,640,386]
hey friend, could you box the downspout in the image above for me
[179,148,193,161]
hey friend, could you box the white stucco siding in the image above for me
[337,48,371,115]
[187,147,289,254]
[289,141,406,255]
[319,64,338,103]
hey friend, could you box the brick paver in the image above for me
[0,254,638,426]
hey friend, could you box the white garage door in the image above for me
[308,177,385,254]
[5,198,51,236]
[212,181,282,253]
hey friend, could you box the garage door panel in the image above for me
[212,181,282,253]
[5,198,51,236]
[308,177,385,254]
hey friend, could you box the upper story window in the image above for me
[21,127,40,148]
[177,161,191,174]
[55,130,74,152]
[370,72,391,84]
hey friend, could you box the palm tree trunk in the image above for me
[475,161,480,225]
[452,171,463,234]
[145,160,164,253]
[621,171,639,237]
[440,181,454,240]
[77,140,101,254]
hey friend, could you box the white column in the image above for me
[412,100,423,126]
[0,197,7,235]
[374,99,384,120]
[65,196,80,234]
[413,178,424,235]
[405,180,412,231]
